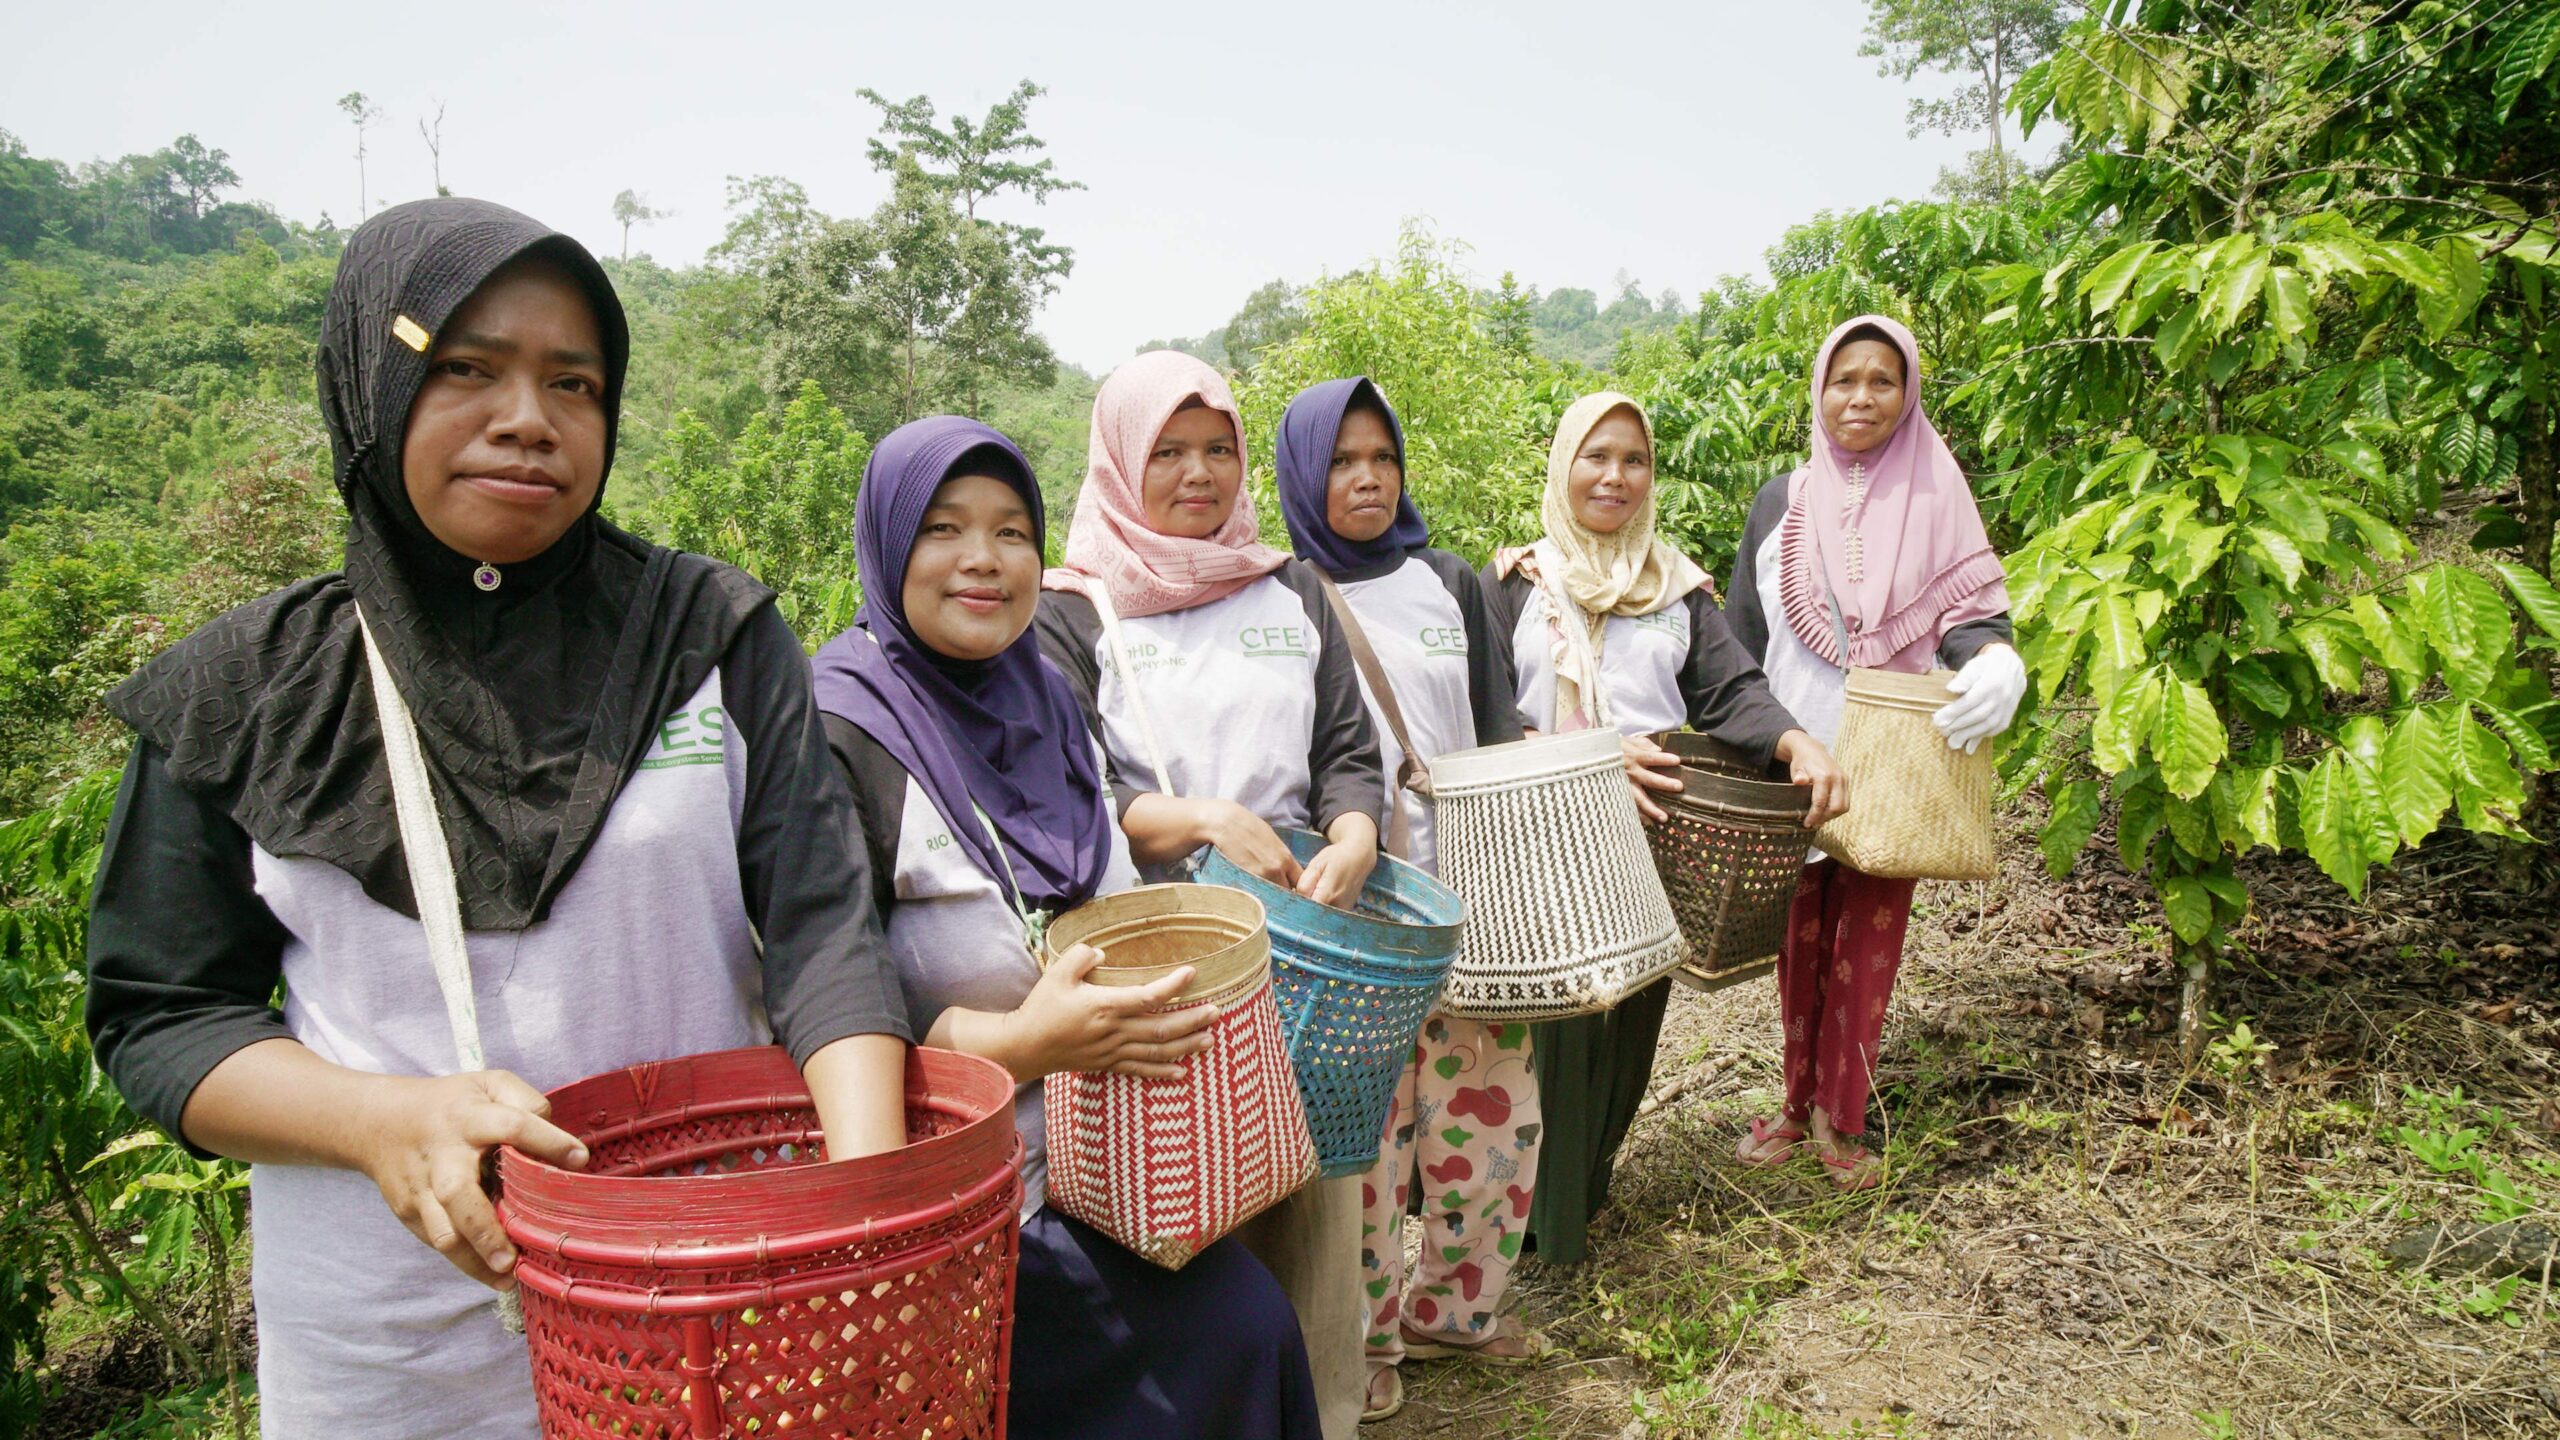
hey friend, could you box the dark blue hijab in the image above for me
[811,416,1113,915]
[1275,376,1429,581]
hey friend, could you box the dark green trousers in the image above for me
[1525,975,1673,1266]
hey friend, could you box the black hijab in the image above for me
[108,198,769,929]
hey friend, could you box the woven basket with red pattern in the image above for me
[498,1045,1022,1439]
[1039,883,1317,1270]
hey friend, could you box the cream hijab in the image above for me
[1524,392,1708,728]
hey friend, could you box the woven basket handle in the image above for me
[1310,572,1428,861]
[356,608,525,1335]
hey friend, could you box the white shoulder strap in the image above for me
[357,609,522,1333]
[356,608,485,1073]
[1080,581,1181,801]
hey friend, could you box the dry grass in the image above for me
[1370,822,2560,1439]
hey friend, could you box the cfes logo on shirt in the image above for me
[1419,625,1467,659]
[1239,624,1308,660]
[640,705,727,769]
[1632,609,1688,642]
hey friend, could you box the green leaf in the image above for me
[2418,238,2487,340]
[2170,523,2231,587]
[2094,668,2162,774]
[2479,702,2555,772]
[2249,528,2306,588]
[2410,565,2513,699]
[2291,617,2368,692]
[2493,5,2560,122]
[2159,873,2213,945]
[2294,755,2370,898]
[2323,439,2388,488]
[2251,481,2331,549]
[2081,241,2162,315]
[2152,674,2227,800]
[2448,706,2531,837]
[2367,241,2446,293]
[2154,301,2206,370]
[2225,656,2292,718]
[2090,590,2148,692]
[2207,244,2271,332]
[2164,793,2215,859]
[2118,780,2167,870]
[2350,594,2427,676]
[2265,265,2311,345]
[2492,562,2560,640]
[2041,779,2103,879]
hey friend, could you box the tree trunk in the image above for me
[2177,940,2213,1064]
[44,1145,210,1382]
[2501,400,2556,890]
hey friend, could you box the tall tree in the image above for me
[1861,0,2072,198]
[857,79,1082,221]
[417,102,448,196]
[855,80,1080,305]
[335,91,383,217]
[612,188,667,261]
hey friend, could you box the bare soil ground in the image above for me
[1370,814,2560,1440]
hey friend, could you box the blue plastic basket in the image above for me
[1196,831,1465,1178]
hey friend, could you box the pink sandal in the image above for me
[1737,1116,1806,1167]
[1821,1144,1884,1191]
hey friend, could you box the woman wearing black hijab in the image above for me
[84,199,911,1437]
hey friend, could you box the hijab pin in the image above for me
[392,314,431,353]
[472,562,501,592]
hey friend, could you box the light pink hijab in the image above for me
[1044,349,1290,618]
[1778,314,2008,673]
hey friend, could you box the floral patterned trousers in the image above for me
[1778,858,1919,1138]
[1358,1014,1542,1366]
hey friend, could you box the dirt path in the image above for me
[1368,822,2560,1439]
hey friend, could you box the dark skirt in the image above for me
[1524,975,1672,1266]
[1007,1206,1321,1440]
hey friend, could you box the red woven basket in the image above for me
[497,1045,1023,1439]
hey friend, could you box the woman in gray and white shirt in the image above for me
[1274,377,1542,1424]
[1036,349,1382,1439]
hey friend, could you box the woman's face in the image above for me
[1140,404,1244,539]
[902,472,1042,663]
[1324,406,1404,544]
[402,256,608,564]
[1820,338,1907,455]
[1566,407,1653,535]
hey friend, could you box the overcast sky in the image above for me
[7,0,2026,370]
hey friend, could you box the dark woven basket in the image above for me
[1645,732,1813,991]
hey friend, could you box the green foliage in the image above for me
[1,770,252,1423]
[1235,229,1549,564]
[637,381,872,645]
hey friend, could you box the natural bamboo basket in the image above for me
[1814,668,1997,881]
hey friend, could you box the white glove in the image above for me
[1933,644,2026,754]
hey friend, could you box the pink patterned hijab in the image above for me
[1778,315,2008,673]
[1044,349,1290,617]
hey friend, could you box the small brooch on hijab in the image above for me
[472,562,501,592]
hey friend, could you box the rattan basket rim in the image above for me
[1843,666,1959,714]
[1043,882,1269,1001]
[1431,729,1623,791]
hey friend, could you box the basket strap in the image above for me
[1309,571,1428,861]
[357,608,485,1075]
[357,608,523,1335]
[1078,580,1180,802]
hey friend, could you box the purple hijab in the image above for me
[1276,376,1429,580]
[811,416,1114,915]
